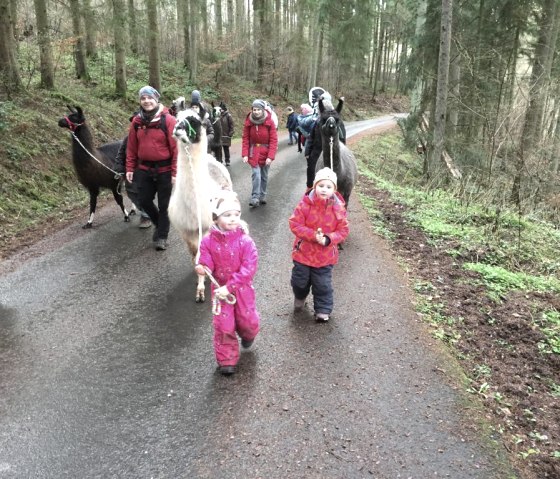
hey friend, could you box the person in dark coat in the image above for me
[219,102,235,166]
[286,106,298,145]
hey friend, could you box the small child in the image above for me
[288,167,349,322]
[195,191,260,375]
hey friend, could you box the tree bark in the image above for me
[146,0,161,90]
[112,0,127,97]
[33,0,55,89]
[69,0,88,79]
[82,0,97,58]
[427,0,452,183]
[0,0,21,93]
[128,0,138,55]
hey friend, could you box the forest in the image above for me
[0,1,559,478]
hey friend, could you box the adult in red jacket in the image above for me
[241,99,278,207]
[126,86,177,251]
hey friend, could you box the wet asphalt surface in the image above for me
[0,117,514,478]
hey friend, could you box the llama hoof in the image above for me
[82,222,93,229]
[129,209,137,216]
[195,294,205,303]
[124,216,130,223]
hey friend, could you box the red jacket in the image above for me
[289,190,349,267]
[126,106,178,176]
[241,112,278,167]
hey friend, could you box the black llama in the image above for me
[58,105,131,228]
[315,98,357,207]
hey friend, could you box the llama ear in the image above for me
[67,105,77,113]
[76,106,83,117]
[336,98,344,114]
[318,99,325,113]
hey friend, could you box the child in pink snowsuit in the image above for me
[195,192,260,376]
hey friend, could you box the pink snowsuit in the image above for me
[198,224,260,367]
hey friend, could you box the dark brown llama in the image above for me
[58,105,132,228]
[315,98,357,207]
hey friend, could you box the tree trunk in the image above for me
[112,0,127,97]
[82,0,97,58]
[427,0,452,183]
[69,0,88,80]
[33,0,55,89]
[127,0,138,55]
[215,0,223,38]
[254,0,265,84]
[0,0,21,93]
[146,0,161,90]
[188,0,198,81]
[523,0,559,151]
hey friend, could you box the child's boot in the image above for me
[294,297,305,312]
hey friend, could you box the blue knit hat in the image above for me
[138,86,160,102]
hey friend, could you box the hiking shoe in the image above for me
[139,216,152,229]
[225,160,231,166]
[315,313,330,322]
[155,239,167,251]
[249,199,259,207]
[259,198,267,205]
[294,297,305,312]
[241,338,254,349]
[219,365,236,376]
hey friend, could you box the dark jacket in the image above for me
[286,112,298,131]
[219,111,235,146]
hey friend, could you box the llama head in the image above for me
[211,103,222,121]
[58,105,85,131]
[318,99,343,139]
[174,107,206,144]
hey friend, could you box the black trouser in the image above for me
[222,145,231,163]
[306,154,320,188]
[291,261,334,314]
[135,169,172,240]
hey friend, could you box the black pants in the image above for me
[306,154,320,188]
[291,261,334,314]
[222,145,231,163]
[135,169,172,240]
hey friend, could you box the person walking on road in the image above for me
[219,102,234,166]
[126,86,177,251]
[195,191,261,376]
[289,167,349,322]
[285,106,298,145]
[241,99,278,207]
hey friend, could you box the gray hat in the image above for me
[252,99,266,110]
[191,90,202,106]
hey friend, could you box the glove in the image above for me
[215,285,230,300]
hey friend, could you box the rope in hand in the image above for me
[202,266,236,315]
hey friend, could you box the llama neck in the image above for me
[321,133,340,170]
[72,125,96,162]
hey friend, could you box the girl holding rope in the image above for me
[194,191,260,376]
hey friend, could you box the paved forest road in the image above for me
[0,117,514,478]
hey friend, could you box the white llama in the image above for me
[169,105,233,302]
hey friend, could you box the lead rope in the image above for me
[70,132,125,195]
[179,118,236,314]
[329,136,334,168]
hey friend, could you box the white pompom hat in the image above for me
[313,167,338,190]
[213,191,241,218]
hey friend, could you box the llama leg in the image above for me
[196,273,206,303]
[83,187,99,229]
[112,186,130,222]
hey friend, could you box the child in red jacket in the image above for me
[288,168,349,322]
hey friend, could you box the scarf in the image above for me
[250,111,266,125]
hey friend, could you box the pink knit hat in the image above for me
[300,103,313,115]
